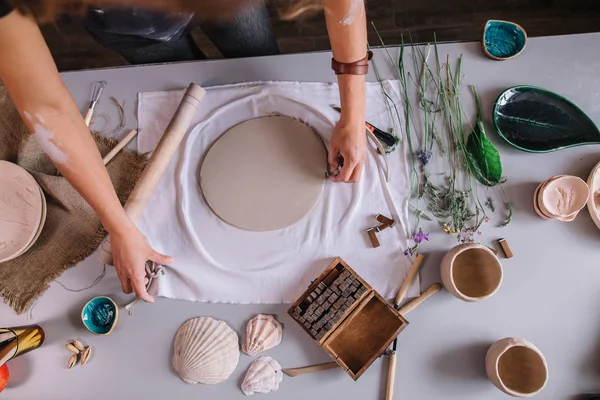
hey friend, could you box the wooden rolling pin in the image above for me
[99,83,206,265]
[283,362,339,377]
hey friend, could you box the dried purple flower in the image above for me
[415,149,432,165]
[413,230,429,244]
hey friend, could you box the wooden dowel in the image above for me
[99,83,205,266]
[385,351,397,400]
[398,282,443,315]
[103,129,138,165]
[394,254,425,307]
[282,362,339,377]
[84,108,94,127]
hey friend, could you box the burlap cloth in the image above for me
[0,87,145,314]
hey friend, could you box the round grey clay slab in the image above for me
[200,116,327,231]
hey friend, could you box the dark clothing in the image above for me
[83,4,279,64]
[0,0,13,18]
[0,1,279,64]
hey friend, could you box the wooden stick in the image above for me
[282,362,339,377]
[398,282,443,315]
[385,351,397,400]
[99,83,206,265]
[103,129,138,165]
[394,254,425,307]
[84,108,94,127]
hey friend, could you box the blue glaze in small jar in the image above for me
[81,296,119,335]
[483,20,527,60]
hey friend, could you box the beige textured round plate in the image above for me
[0,161,44,262]
[200,116,327,231]
[17,184,47,256]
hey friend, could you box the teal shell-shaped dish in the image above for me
[82,296,119,335]
[493,86,600,153]
[482,20,527,60]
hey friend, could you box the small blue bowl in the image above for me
[482,20,527,61]
[81,296,119,335]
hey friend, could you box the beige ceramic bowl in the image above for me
[440,243,503,302]
[486,337,548,397]
[587,161,600,230]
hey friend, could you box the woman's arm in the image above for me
[323,0,367,183]
[0,10,170,301]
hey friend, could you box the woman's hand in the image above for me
[108,220,172,303]
[328,119,366,183]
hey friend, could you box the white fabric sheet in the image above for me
[137,81,417,304]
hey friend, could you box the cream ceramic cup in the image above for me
[486,337,548,398]
[440,243,503,302]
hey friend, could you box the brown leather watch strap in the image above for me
[331,51,373,75]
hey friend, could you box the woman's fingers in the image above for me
[348,161,363,183]
[150,250,173,266]
[114,262,133,294]
[131,274,154,303]
[332,156,358,183]
[328,145,340,172]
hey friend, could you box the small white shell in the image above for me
[241,356,283,395]
[242,314,283,356]
[173,317,240,385]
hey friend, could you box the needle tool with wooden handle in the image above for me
[102,129,138,165]
[84,81,107,127]
[99,83,206,266]
[385,282,443,400]
[283,362,339,377]
[386,254,425,400]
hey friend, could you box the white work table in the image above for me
[1,33,600,400]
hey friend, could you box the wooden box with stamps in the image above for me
[288,257,408,380]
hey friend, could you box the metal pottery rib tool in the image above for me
[84,81,107,127]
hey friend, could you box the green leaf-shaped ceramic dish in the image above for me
[482,20,527,61]
[493,86,600,152]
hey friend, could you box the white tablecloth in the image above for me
[137,81,417,303]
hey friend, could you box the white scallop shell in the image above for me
[242,314,283,356]
[172,317,240,385]
[241,356,283,395]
